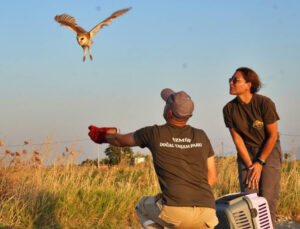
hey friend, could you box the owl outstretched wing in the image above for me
[89,8,131,38]
[54,14,86,34]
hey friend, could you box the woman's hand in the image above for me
[246,162,263,189]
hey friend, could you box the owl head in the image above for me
[77,34,90,46]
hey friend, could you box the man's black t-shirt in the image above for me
[223,94,280,147]
[134,123,215,209]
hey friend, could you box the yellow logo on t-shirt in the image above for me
[253,120,264,130]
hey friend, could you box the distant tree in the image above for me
[284,152,291,160]
[101,158,110,165]
[80,158,97,166]
[104,144,134,165]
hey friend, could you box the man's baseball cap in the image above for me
[161,88,194,119]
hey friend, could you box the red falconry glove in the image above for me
[88,125,117,144]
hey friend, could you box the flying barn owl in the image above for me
[54,8,131,62]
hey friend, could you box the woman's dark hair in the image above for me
[236,67,262,93]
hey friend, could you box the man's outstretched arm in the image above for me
[106,133,137,147]
[88,125,137,147]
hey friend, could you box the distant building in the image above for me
[131,156,146,165]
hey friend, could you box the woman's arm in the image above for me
[246,122,278,188]
[229,128,262,189]
[229,128,253,168]
[258,122,278,161]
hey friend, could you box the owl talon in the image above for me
[83,56,86,62]
[90,55,93,61]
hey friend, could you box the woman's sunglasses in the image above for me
[228,77,242,84]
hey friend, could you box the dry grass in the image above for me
[0,139,299,228]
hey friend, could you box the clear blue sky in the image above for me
[1,0,300,163]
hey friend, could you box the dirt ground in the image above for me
[276,221,300,229]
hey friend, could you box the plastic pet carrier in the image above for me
[215,193,273,229]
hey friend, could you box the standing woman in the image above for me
[223,67,282,227]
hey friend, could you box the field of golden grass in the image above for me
[0,141,299,228]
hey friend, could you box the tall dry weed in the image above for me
[0,138,299,228]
